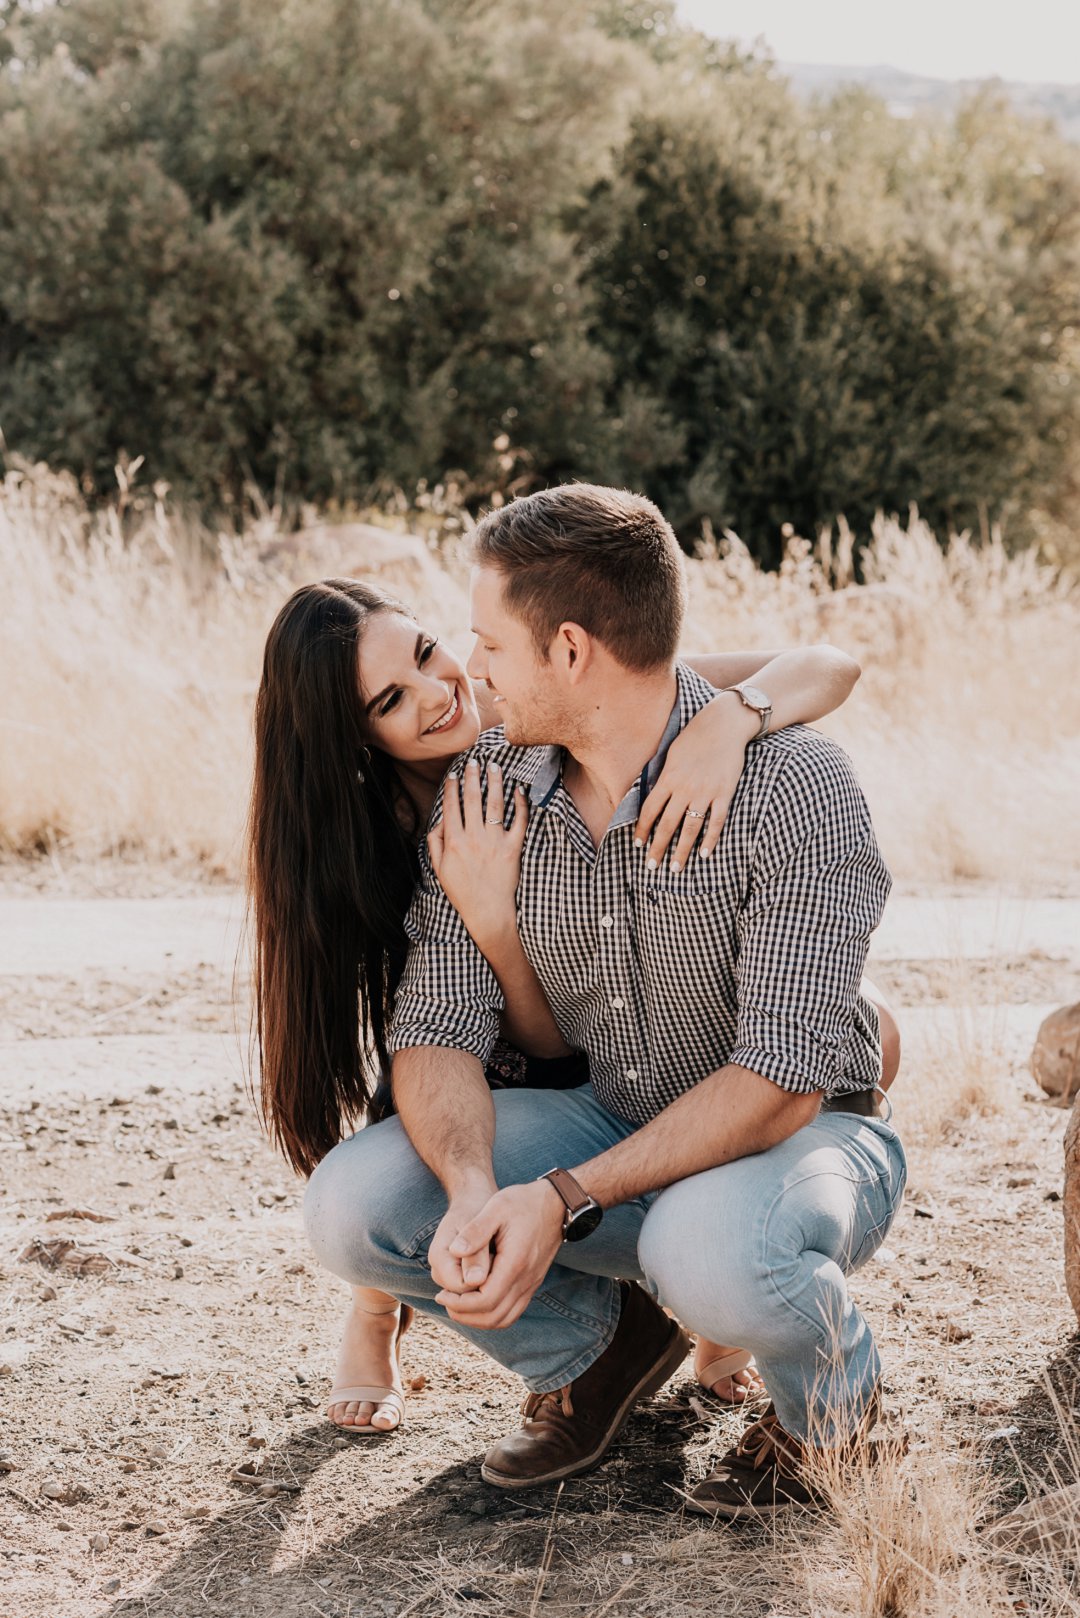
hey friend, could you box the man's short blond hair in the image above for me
[471,484,685,669]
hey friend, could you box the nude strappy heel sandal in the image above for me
[326,1304,414,1435]
[696,1347,765,1405]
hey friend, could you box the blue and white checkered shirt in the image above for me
[389,662,891,1125]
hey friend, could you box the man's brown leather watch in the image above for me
[539,1168,604,1242]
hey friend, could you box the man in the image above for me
[305,483,906,1518]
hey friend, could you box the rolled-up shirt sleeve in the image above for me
[729,740,892,1096]
[387,830,504,1063]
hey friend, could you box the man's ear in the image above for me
[552,622,592,682]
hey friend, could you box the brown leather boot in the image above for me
[480,1281,690,1489]
[685,1392,899,1520]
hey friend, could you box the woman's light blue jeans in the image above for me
[304,1083,906,1445]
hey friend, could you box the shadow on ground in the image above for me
[102,1389,712,1618]
[991,1333,1080,1508]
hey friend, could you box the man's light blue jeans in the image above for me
[304,1083,906,1445]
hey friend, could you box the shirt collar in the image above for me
[526,745,564,809]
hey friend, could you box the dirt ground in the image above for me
[2,868,1079,1618]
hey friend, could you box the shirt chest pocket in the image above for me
[627,885,737,996]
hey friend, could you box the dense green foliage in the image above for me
[1,0,1078,554]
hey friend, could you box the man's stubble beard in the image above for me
[500,684,581,751]
[500,705,547,747]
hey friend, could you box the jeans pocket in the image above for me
[847,1211,894,1273]
[401,1214,443,1261]
[847,1146,906,1273]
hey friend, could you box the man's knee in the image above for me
[637,1172,765,1342]
[303,1118,430,1284]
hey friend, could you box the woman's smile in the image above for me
[423,684,463,738]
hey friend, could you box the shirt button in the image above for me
[611,996,625,1010]
[625,1068,639,1081]
[600,915,614,929]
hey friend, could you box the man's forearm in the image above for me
[570,1063,820,1209]
[392,1046,498,1200]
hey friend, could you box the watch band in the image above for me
[540,1167,593,1220]
[539,1168,605,1242]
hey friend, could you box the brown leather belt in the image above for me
[822,1088,882,1118]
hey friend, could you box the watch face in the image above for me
[564,1201,604,1242]
[739,683,770,712]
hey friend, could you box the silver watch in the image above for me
[726,681,772,740]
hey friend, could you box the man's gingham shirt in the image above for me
[389,662,892,1126]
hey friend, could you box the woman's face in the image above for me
[357,612,481,766]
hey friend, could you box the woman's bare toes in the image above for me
[369,1399,401,1431]
[706,1365,765,1404]
[331,1397,387,1431]
[329,1398,363,1428]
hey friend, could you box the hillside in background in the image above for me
[782,61,1080,142]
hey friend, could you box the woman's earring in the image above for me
[358,745,371,785]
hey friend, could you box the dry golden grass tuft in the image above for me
[684,514,1080,891]
[3,464,1079,893]
[0,460,273,870]
[805,1440,1015,1618]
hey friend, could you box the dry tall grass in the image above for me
[684,515,1080,891]
[2,461,1078,891]
[0,461,272,871]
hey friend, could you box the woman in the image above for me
[248,578,900,1436]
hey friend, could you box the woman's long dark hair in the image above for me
[247,579,420,1177]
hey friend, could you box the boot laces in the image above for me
[522,1385,574,1422]
[735,1410,803,1476]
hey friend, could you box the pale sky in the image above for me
[675,1,1080,84]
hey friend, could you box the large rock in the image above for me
[1064,1101,1080,1324]
[986,1481,1080,1555]
[1031,1003,1080,1100]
